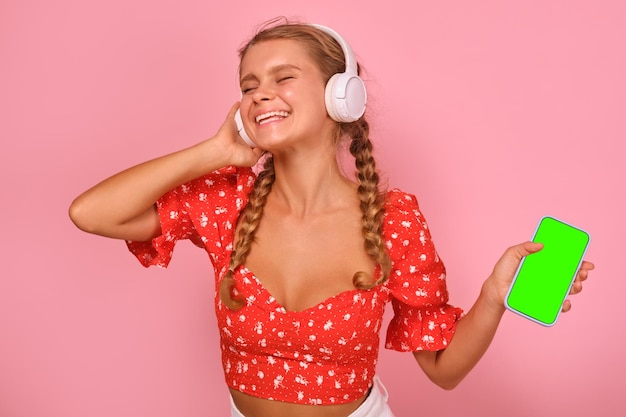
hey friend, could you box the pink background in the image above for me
[1,1,624,416]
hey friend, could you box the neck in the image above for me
[269,150,356,218]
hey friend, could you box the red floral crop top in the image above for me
[127,166,463,405]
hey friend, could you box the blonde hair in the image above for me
[220,19,391,310]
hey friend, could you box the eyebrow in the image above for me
[239,64,302,86]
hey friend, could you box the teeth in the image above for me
[256,111,289,124]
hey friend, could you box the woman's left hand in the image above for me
[561,258,594,312]
[484,241,595,312]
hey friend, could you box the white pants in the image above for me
[230,376,396,417]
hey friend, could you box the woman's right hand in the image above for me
[208,102,265,168]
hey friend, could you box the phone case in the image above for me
[505,216,590,326]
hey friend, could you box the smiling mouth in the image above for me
[256,111,290,125]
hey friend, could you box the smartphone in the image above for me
[505,216,590,326]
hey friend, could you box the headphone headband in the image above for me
[310,24,358,75]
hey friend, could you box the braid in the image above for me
[346,119,391,289]
[219,157,276,309]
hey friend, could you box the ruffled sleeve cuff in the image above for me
[385,302,464,352]
[125,189,192,268]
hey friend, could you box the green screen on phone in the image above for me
[505,216,590,326]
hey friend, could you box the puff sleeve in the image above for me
[125,166,256,269]
[383,189,463,352]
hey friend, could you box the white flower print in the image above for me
[295,375,309,386]
[273,374,283,389]
[319,346,332,355]
[348,371,356,384]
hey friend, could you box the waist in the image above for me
[230,376,393,417]
[223,355,374,404]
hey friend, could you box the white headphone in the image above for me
[311,24,367,123]
[235,23,366,147]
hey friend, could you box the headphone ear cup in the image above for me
[234,109,255,147]
[324,72,367,123]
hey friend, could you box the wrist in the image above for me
[479,276,507,316]
[187,138,232,175]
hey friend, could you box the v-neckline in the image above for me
[237,265,381,315]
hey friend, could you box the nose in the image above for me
[251,82,275,103]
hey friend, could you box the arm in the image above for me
[68,103,263,241]
[413,242,594,389]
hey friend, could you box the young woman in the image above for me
[69,20,593,417]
